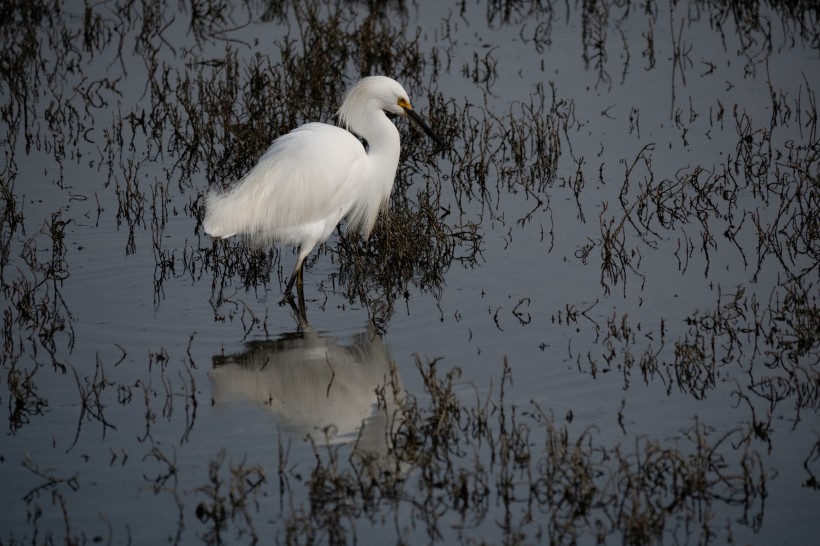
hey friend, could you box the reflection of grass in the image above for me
[300,361,767,544]
[1,209,74,388]
[77,359,766,544]
[569,281,819,423]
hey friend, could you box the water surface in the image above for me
[1,1,818,544]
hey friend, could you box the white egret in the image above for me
[202,75,441,296]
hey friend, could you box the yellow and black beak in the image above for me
[399,98,443,148]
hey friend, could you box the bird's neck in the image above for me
[359,111,400,165]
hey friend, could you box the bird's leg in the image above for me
[281,259,308,320]
[295,262,306,304]
[296,277,306,322]
[282,244,311,305]
[283,289,308,329]
[284,261,302,295]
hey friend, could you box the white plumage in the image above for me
[202,76,440,295]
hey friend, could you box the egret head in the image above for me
[396,96,442,147]
[338,76,442,147]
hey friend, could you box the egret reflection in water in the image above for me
[209,315,404,462]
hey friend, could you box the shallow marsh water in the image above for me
[1,0,818,544]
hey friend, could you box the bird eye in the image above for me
[397,97,412,110]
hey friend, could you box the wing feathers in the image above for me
[203,123,368,246]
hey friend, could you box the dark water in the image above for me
[1,1,818,544]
